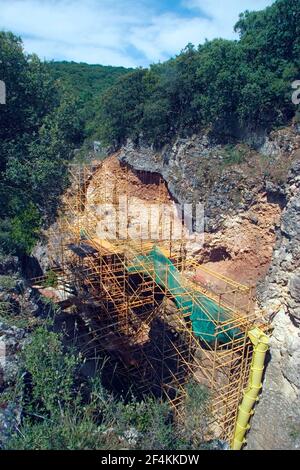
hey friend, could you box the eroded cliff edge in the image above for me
[247,160,300,450]
[119,125,300,450]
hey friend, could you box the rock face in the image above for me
[119,128,300,288]
[0,321,28,389]
[247,160,300,450]
[0,254,19,276]
[119,127,299,234]
[119,135,265,233]
[119,125,300,450]
[0,321,26,448]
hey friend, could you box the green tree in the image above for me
[98,68,147,147]
[0,32,85,254]
[94,0,299,147]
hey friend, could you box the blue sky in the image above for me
[0,0,275,67]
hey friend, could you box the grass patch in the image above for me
[44,270,59,288]
[3,324,212,450]
[0,275,17,291]
[289,423,300,442]
[221,144,248,166]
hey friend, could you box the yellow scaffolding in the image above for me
[35,161,269,447]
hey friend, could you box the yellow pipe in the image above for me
[231,327,270,450]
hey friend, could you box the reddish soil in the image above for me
[199,195,281,288]
[88,155,281,292]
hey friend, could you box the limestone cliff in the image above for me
[247,160,300,450]
[119,126,299,232]
[119,124,300,450]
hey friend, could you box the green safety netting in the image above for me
[127,246,241,344]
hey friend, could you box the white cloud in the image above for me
[129,14,214,63]
[130,0,274,63]
[0,0,275,67]
[184,0,273,35]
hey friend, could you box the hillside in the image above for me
[95,0,300,148]
[47,61,133,139]
[47,61,132,101]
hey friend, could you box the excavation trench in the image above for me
[37,154,279,443]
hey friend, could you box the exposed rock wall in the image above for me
[119,127,299,233]
[119,126,300,450]
[247,160,300,450]
[119,135,264,233]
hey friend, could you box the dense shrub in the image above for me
[94,0,299,148]
[0,33,84,256]
[4,326,211,450]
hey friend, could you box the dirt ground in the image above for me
[97,156,280,288]
[198,195,281,288]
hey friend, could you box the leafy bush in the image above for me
[6,412,120,451]
[180,381,211,448]
[116,397,174,450]
[44,270,58,288]
[0,32,85,256]
[0,274,17,291]
[23,327,79,414]
[95,0,299,148]
[10,203,41,255]
[4,325,212,450]
[222,145,247,165]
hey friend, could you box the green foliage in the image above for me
[0,32,86,255]
[289,423,300,441]
[97,69,147,147]
[10,203,41,255]
[95,0,299,148]
[180,381,211,448]
[116,397,173,450]
[23,327,79,414]
[5,370,122,450]
[0,274,17,291]
[222,145,247,165]
[4,324,212,450]
[44,270,58,288]
[47,61,132,103]
[47,61,132,140]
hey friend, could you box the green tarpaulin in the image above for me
[127,246,241,344]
